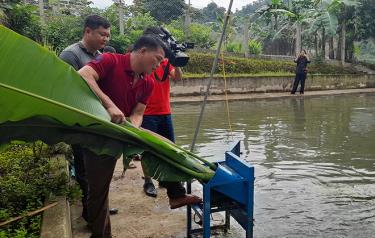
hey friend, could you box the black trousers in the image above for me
[291,73,307,94]
[71,144,89,220]
[83,149,117,238]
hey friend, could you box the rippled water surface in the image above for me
[172,93,375,237]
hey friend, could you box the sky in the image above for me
[90,0,255,12]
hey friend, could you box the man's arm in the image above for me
[129,103,146,128]
[294,56,299,63]
[78,65,125,124]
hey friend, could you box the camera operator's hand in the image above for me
[107,105,125,124]
[170,67,183,81]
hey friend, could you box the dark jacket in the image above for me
[294,56,311,74]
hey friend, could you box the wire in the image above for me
[220,52,234,140]
[190,0,234,152]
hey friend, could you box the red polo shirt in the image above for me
[144,59,174,116]
[88,53,154,117]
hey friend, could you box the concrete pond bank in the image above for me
[171,74,375,97]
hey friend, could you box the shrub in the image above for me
[226,42,242,53]
[248,39,262,55]
[0,142,78,238]
[184,52,360,75]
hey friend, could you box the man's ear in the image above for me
[84,27,92,35]
[139,47,147,54]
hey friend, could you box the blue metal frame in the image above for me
[187,141,255,238]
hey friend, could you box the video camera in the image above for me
[158,27,194,67]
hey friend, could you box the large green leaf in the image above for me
[0,26,216,182]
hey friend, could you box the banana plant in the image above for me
[0,26,216,182]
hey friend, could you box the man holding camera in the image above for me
[77,35,164,238]
[140,27,202,209]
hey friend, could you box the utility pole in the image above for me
[114,0,125,35]
[119,0,125,35]
[184,0,191,39]
[38,0,45,25]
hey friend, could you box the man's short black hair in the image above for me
[103,45,116,53]
[133,35,166,53]
[84,15,110,31]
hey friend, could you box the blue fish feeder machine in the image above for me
[187,141,255,237]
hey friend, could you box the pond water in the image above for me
[172,93,375,237]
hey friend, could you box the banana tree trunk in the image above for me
[314,33,318,57]
[243,19,249,57]
[329,36,334,59]
[340,22,346,65]
[295,22,302,56]
[321,27,326,59]
[274,14,278,30]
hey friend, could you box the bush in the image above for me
[5,4,43,43]
[226,42,242,53]
[184,52,360,75]
[189,23,216,49]
[248,39,262,55]
[0,142,78,238]
[43,15,83,54]
[109,30,143,53]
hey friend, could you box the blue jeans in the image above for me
[141,114,186,198]
[142,114,175,142]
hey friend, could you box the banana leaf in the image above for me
[0,26,216,182]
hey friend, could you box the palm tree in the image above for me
[310,0,358,63]
[256,0,286,31]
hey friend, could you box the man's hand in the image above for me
[107,105,125,124]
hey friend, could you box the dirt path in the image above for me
[71,159,187,238]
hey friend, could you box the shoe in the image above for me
[109,208,119,215]
[169,194,202,209]
[143,182,157,197]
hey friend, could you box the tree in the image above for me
[356,0,375,40]
[201,2,225,23]
[2,2,43,42]
[44,15,83,53]
[256,0,287,31]
[143,0,185,23]
[131,0,147,16]
[189,23,215,48]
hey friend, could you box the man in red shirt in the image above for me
[140,27,202,210]
[78,35,164,238]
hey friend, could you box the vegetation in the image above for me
[1,0,373,65]
[0,142,79,238]
[184,52,359,76]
